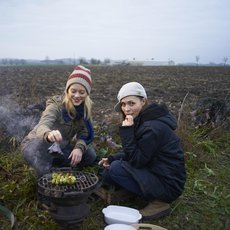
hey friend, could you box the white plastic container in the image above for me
[102,205,142,225]
[104,223,136,230]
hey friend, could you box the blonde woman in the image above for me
[21,65,96,178]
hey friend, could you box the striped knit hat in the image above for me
[65,65,92,94]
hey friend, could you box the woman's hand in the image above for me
[68,148,83,166]
[47,130,62,142]
[122,115,134,126]
[98,158,110,168]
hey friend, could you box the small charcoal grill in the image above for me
[37,168,99,229]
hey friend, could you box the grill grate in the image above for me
[38,170,99,198]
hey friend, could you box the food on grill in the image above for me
[51,172,76,185]
[38,170,99,199]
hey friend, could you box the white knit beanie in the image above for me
[114,82,147,111]
[65,65,92,94]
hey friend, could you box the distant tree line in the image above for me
[0,57,111,66]
[79,57,111,65]
[1,59,27,65]
[0,56,228,66]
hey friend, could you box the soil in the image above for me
[0,65,230,148]
[0,65,229,229]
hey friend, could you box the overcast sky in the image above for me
[0,0,229,64]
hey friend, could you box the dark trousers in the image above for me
[101,159,175,202]
[21,139,96,177]
[102,160,143,197]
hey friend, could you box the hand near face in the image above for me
[69,148,83,166]
[122,115,134,126]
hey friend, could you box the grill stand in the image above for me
[37,169,99,229]
[48,203,90,229]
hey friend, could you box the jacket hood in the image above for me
[138,103,177,130]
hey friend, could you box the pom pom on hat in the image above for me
[114,82,147,111]
[65,65,92,94]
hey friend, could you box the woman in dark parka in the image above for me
[99,82,186,220]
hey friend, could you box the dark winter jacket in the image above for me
[109,103,186,201]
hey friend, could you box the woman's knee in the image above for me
[21,139,51,166]
[82,147,96,165]
[109,160,123,177]
[100,161,122,183]
[22,139,42,158]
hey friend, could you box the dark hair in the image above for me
[120,96,148,120]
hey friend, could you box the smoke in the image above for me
[0,95,43,143]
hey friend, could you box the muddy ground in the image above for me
[0,65,229,149]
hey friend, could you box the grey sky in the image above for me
[0,0,229,63]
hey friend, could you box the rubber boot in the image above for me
[139,200,171,220]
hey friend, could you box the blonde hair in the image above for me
[62,92,93,120]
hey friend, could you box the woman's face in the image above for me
[120,96,146,119]
[68,83,88,106]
